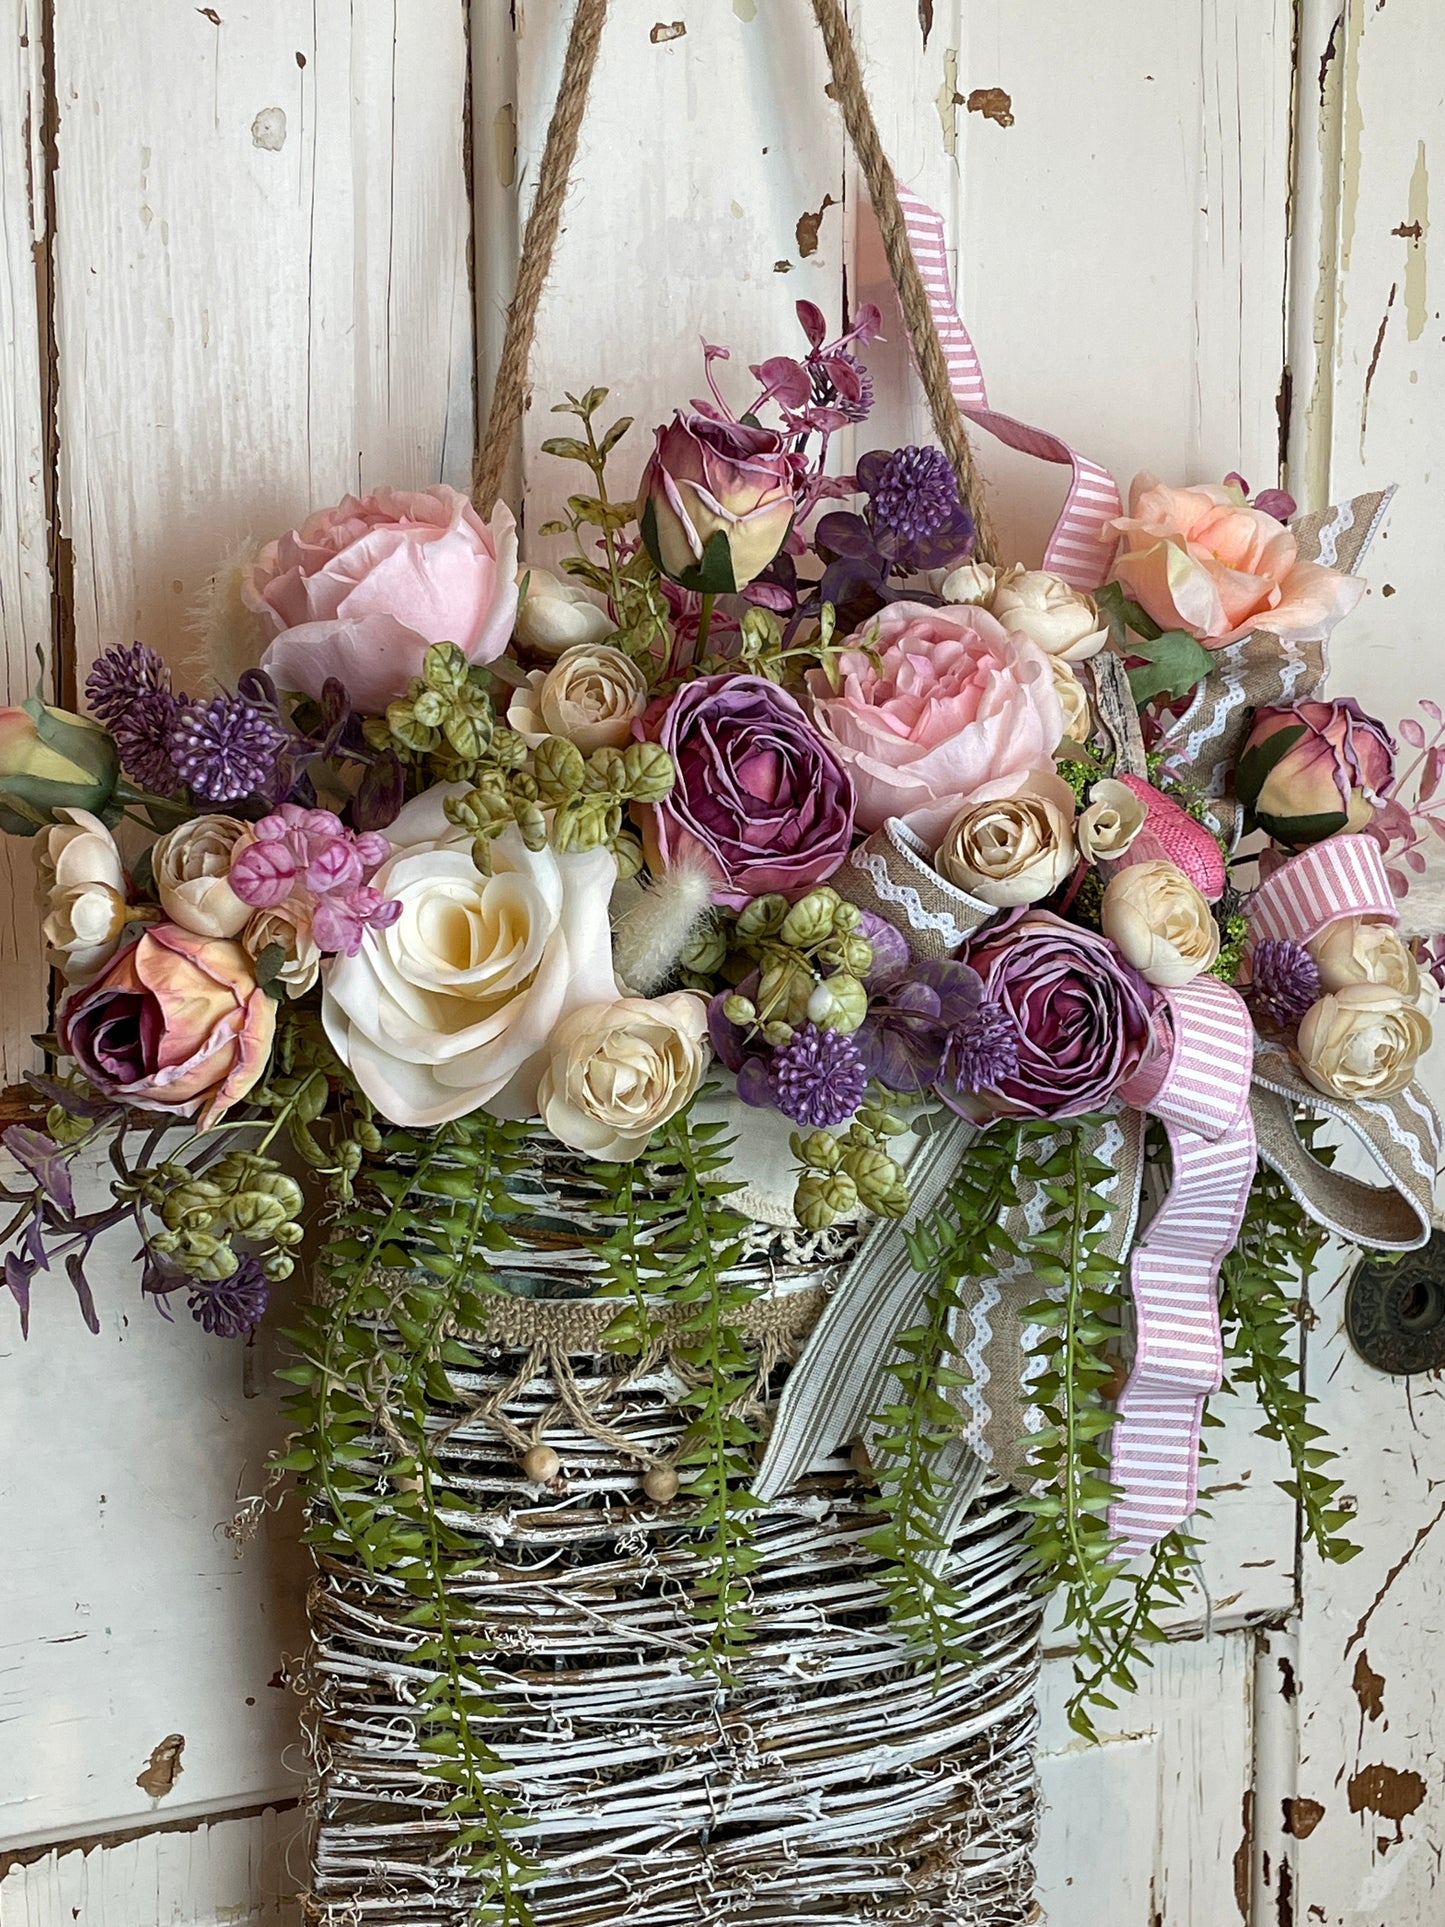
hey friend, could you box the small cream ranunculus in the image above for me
[1078,778,1148,865]
[538,992,710,1158]
[513,566,615,657]
[935,770,1077,908]
[242,902,322,998]
[1102,858,1220,987]
[990,568,1107,662]
[152,816,251,939]
[1052,659,1093,745]
[1309,917,1435,1016]
[37,807,129,983]
[1296,983,1432,1102]
[939,560,999,607]
[508,642,649,755]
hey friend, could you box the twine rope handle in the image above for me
[473,0,998,561]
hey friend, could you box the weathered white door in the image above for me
[1,4,1440,1923]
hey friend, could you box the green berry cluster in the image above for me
[363,641,519,779]
[127,1151,304,1283]
[791,1095,910,1230]
[444,736,673,877]
[718,886,873,1048]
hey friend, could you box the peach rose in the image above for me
[1108,475,1364,648]
[1296,984,1431,1102]
[58,925,276,1127]
[248,485,519,711]
[507,642,648,754]
[804,601,1062,843]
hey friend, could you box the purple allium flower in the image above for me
[86,641,185,792]
[1249,937,1322,1028]
[187,1256,270,1338]
[942,997,1021,1094]
[85,640,171,722]
[769,1022,868,1128]
[863,445,960,545]
[169,693,287,803]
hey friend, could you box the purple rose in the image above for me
[959,911,1164,1119]
[641,673,855,908]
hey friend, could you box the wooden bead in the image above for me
[519,1444,560,1484]
[641,1466,680,1505]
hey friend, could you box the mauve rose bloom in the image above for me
[59,924,276,1128]
[639,411,798,593]
[804,601,1062,844]
[247,484,519,712]
[640,673,855,908]
[1107,474,1364,649]
[1235,698,1395,846]
[959,910,1163,1119]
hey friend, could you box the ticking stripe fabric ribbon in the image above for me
[896,187,1122,590]
[1108,977,1258,1557]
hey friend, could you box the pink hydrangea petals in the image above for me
[230,838,298,909]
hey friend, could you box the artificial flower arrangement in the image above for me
[2,293,1442,1759]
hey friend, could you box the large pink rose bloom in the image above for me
[248,484,519,711]
[1108,474,1364,649]
[805,602,1063,844]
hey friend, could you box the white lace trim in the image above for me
[1355,1096,1437,1187]
[1311,499,1356,567]
[852,844,978,949]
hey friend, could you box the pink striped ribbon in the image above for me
[1248,833,1398,946]
[1108,976,1258,1558]
[897,187,1122,589]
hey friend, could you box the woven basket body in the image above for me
[303,1130,1042,1926]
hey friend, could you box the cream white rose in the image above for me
[939,560,999,607]
[1296,983,1431,1101]
[538,992,710,1158]
[514,565,615,657]
[1078,778,1148,864]
[935,770,1077,907]
[507,641,648,754]
[989,568,1107,662]
[1052,660,1093,745]
[152,815,251,939]
[1102,858,1220,986]
[1309,917,1436,1017]
[243,901,322,998]
[321,782,618,1127]
[37,807,129,984]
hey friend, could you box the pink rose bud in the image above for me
[1235,698,1396,847]
[638,411,798,594]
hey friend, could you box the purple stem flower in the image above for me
[169,694,287,804]
[187,1256,270,1338]
[769,1022,868,1128]
[1249,938,1322,1028]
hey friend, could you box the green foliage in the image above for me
[1219,1155,1361,1565]
[276,1113,538,1924]
[590,1105,763,1662]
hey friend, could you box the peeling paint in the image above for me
[135,1733,186,1799]
[1345,1491,1445,1656]
[917,0,934,47]
[795,193,836,260]
[650,20,686,43]
[936,48,959,157]
[1346,1762,1426,1843]
[1402,140,1429,340]
[966,87,1015,129]
[1284,1796,1326,1840]
[1233,1789,1253,1920]
[1360,281,1397,451]
[249,106,286,153]
[1351,1649,1386,1727]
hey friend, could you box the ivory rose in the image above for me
[152,816,251,939]
[58,924,276,1126]
[939,560,999,606]
[990,568,1107,661]
[1102,859,1221,987]
[1052,660,1093,744]
[508,642,648,754]
[1296,984,1431,1101]
[38,808,129,984]
[248,485,519,712]
[513,566,614,657]
[538,993,710,1158]
[1077,779,1147,865]
[242,901,322,998]
[935,771,1077,908]
[1108,474,1364,648]
[321,783,618,1127]
[1309,917,1436,1015]
[804,601,1062,843]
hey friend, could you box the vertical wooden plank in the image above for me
[1280,6,1445,1920]
[0,0,52,1080]
[50,0,473,682]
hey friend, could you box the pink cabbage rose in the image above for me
[1107,475,1364,648]
[58,924,276,1128]
[248,484,519,711]
[804,602,1063,843]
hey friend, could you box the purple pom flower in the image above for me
[169,694,287,803]
[864,445,960,544]
[1249,937,1322,1028]
[187,1256,270,1338]
[769,1022,868,1128]
[86,642,184,793]
[942,997,1021,1094]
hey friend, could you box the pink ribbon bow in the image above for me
[1108,976,1258,1558]
[1248,832,1399,945]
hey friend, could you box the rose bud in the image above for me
[638,411,797,593]
[989,567,1107,662]
[1102,859,1221,988]
[935,770,1077,908]
[1235,698,1395,846]
[0,698,119,835]
[513,566,615,658]
[1296,983,1431,1102]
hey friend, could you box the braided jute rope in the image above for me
[473,0,998,560]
